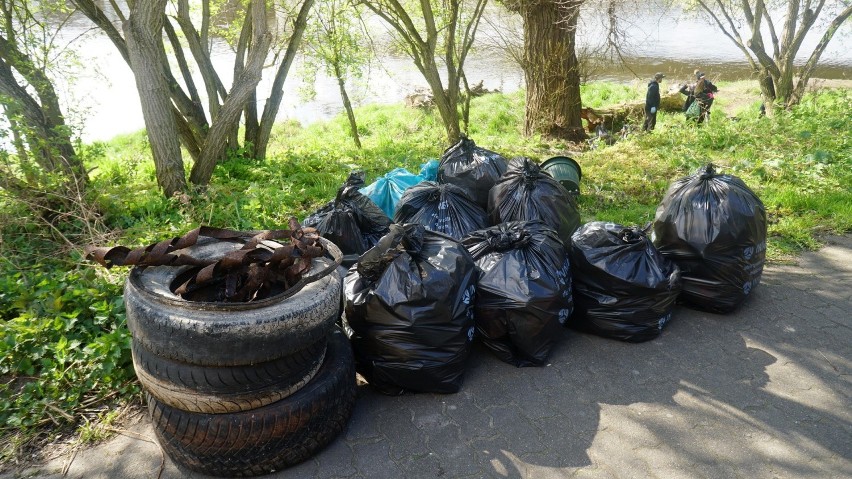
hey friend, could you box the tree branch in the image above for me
[747,0,764,47]
[420,0,437,52]
[740,0,754,24]
[697,0,760,71]
[107,0,126,23]
[778,0,800,60]
[190,0,272,185]
[0,34,68,138]
[788,0,826,64]
[164,17,203,113]
[363,0,428,53]
[459,0,488,73]
[762,7,780,60]
[70,0,129,62]
[233,4,253,83]
[255,0,316,159]
[0,54,56,171]
[1,0,16,46]
[444,0,459,98]
[358,2,423,66]
[790,3,852,105]
[176,0,226,119]
[201,0,210,54]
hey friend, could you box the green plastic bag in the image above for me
[685,100,701,120]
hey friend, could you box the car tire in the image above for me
[124,237,342,366]
[132,338,326,414]
[148,328,356,477]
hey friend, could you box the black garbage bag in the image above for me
[303,171,392,266]
[488,157,581,245]
[652,164,767,313]
[394,181,488,240]
[344,224,477,395]
[461,220,572,367]
[437,136,508,208]
[570,222,682,342]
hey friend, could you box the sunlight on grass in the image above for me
[0,83,849,464]
[80,83,850,258]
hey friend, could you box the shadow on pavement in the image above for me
[7,238,850,479]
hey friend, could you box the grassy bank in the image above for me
[0,81,849,466]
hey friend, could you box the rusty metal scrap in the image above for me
[85,218,333,302]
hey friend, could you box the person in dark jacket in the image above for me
[644,72,664,131]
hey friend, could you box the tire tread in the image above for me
[148,330,356,477]
[133,338,326,414]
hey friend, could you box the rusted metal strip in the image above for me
[85,218,340,302]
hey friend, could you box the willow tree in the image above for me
[72,0,315,196]
[301,0,370,148]
[357,0,488,144]
[691,0,852,114]
[0,0,85,195]
[501,0,586,141]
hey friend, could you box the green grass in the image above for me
[575,86,851,258]
[580,82,642,108]
[0,81,850,466]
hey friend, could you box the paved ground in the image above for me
[5,236,851,479]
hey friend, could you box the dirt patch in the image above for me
[0,402,146,476]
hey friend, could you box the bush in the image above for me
[0,265,137,462]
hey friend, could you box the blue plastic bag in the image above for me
[418,159,439,182]
[359,160,438,218]
[359,168,422,218]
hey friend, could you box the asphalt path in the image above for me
[5,236,850,479]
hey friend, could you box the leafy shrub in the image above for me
[0,266,136,461]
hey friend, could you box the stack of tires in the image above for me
[124,238,356,477]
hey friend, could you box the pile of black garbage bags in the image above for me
[304,137,767,395]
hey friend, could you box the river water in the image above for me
[52,3,852,142]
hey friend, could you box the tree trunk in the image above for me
[6,112,32,177]
[0,35,85,182]
[460,72,471,135]
[0,55,83,183]
[176,0,226,120]
[123,1,186,197]
[701,1,852,111]
[255,0,315,160]
[434,91,462,145]
[758,71,776,116]
[520,0,585,141]
[789,4,852,106]
[336,73,361,148]
[189,0,271,186]
[421,59,461,145]
[774,68,795,108]
[359,0,484,146]
[173,109,202,162]
[244,90,260,157]
[73,0,209,164]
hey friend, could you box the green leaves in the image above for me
[0,267,136,458]
[302,0,370,79]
